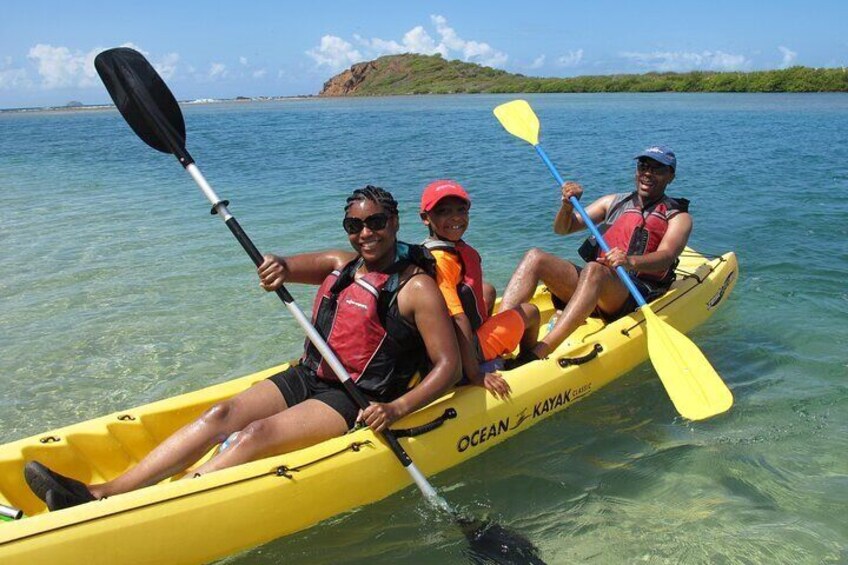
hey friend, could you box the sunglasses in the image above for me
[637,160,672,173]
[342,212,390,235]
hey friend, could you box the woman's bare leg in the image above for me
[190,399,348,475]
[89,380,286,498]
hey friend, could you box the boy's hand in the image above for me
[480,371,511,400]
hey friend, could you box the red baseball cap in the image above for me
[420,180,471,212]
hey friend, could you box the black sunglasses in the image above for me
[637,159,672,173]
[342,212,390,235]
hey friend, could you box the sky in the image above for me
[1,0,847,109]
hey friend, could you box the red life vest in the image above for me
[582,192,689,283]
[423,237,488,330]
[301,244,433,399]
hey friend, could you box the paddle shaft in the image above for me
[534,145,648,308]
[96,47,443,501]
[94,49,543,560]
[0,503,23,520]
[178,151,439,498]
[535,145,733,421]
[493,99,730,422]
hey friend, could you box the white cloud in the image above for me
[530,55,546,69]
[619,50,749,71]
[355,26,445,57]
[354,34,405,55]
[15,42,178,92]
[308,15,508,71]
[209,63,227,79]
[557,50,584,67]
[0,57,31,89]
[430,15,507,67]
[0,66,31,90]
[239,56,248,66]
[154,52,179,80]
[305,35,363,69]
[27,44,100,88]
[253,69,267,79]
[404,26,444,56]
[778,46,797,67]
[119,42,148,56]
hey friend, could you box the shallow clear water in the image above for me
[1,93,846,563]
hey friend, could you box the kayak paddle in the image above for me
[94,47,544,563]
[493,99,733,421]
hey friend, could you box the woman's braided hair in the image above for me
[344,185,399,216]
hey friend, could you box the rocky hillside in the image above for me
[319,53,848,95]
[319,53,517,96]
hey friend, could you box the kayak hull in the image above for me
[0,249,738,564]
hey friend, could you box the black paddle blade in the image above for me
[460,517,547,564]
[94,47,191,164]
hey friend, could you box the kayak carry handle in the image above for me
[392,408,458,438]
[558,344,603,368]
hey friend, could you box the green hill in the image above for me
[319,53,848,95]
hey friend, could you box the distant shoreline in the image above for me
[5,86,848,115]
[0,95,316,115]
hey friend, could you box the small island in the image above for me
[320,53,848,96]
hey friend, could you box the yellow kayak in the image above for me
[0,248,737,564]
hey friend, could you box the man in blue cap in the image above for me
[498,145,692,367]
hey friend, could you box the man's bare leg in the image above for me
[516,303,541,353]
[533,262,631,358]
[500,248,581,312]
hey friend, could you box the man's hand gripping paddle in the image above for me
[493,99,732,421]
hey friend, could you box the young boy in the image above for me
[420,180,540,399]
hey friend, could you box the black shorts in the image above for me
[268,364,372,429]
[551,268,670,322]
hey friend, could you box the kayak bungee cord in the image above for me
[94,47,545,564]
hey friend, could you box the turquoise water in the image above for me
[1,94,846,563]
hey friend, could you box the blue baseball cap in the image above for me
[634,145,676,170]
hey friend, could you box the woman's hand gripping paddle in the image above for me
[493,99,732,421]
[94,48,545,563]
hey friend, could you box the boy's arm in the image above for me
[453,314,511,399]
[430,252,481,380]
[431,250,510,398]
[452,313,483,382]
